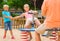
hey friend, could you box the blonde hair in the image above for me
[24,4,29,7]
[3,4,9,8]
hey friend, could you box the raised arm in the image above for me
[14,13,25,19]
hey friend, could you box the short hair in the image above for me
[24,4,29,7]
[3,4,9,8]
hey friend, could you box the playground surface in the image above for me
[0,29,51,41]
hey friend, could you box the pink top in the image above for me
[41,0,60,28]
[24,12,33,19]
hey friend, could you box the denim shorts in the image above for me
[4,21,12,30]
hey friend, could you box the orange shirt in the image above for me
[41,0,60,28]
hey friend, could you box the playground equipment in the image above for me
[20,31,31,41]
[19,23,35,32]
[42,28,60,41]
[19,10,35,41]
[19,23,35,41]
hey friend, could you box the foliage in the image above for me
[0,0,36,17]
[0,0,34,10]
[0,12,2,17]
[11,13,19,17]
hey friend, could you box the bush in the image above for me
[11,13,19,17]
[0,12,2,17]
[0,0,34,10]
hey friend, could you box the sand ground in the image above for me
[0,29,53,41]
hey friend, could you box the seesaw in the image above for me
[42,28,60,41]
[19,24,35,41]
[19,27,35,31]
[19,24,35,32]
[42,28,60,36]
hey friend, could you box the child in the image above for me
[14,4,41,28]
[2,5,15,39]
[14,4,41,40]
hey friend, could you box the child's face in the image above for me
[24,6,29,12]
[3,7,9,11]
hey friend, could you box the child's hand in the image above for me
[33,11,38,15]
[13,16,21,19]
[13,17,16,20]
[10,16,13,20]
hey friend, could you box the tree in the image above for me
[0,0,43,10]
[11,0,34,10]
[0,0,13,9]
[30,0,44,10]
[0,0,3,8]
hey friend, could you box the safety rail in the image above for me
[0,18,44,29]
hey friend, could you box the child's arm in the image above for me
[3,14,10,18]
[2,11,12,18]
[3,14,12,19]
[14,13,25,19]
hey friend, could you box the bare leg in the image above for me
[24,21,32,40]
[57,31,60,41]
[35,19,41,27]
[9,30,15,39]
[34,19,41,41]
[4,30,7,36]
[57,35,60,41]
[3,30,7,39]
[10,30,13,36]
[35,23,48,41]
[28,32,32,39]
[35,31,41,41]
[24,28,32,40]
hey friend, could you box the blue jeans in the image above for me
[4,21,12,30]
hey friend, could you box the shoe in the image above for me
[3,35,6,39]
[11,36,15,39]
